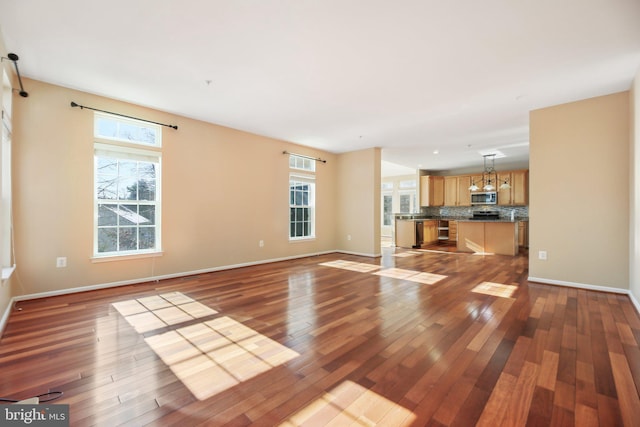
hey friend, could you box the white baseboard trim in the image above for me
[0,296,16,337]
[529,276,640,316]
[337,250,381,258]
[628,291,640,315]
[527,276,629,294]
[7,249,387,304]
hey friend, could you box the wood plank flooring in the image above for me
[1,246,639,426]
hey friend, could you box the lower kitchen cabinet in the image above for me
[424,220,438,244]
[448,220,457,242]
[457,221,518,256]
[518,221,529,247]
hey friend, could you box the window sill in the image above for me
[289,237,316,243]
[2,265,16,281]
[91,251,164,263]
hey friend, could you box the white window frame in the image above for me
[93,113,162,260]
[94,112,162,147]
[1,69,15,280]
[289,172,316,241]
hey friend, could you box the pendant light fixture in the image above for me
[468,154,510,191]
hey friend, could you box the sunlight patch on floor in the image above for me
[319,260,382,273]
[113,293,299,401]
[279,380,415,426]
[145,316,299,400]
[113,292,218,333]
[374,268,447,285]
[391,251,422,257]
[472,281,518,298]
[319,261,447,285]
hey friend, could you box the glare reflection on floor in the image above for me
[319,260,447,285]
[279,380,415,426]
[374,268,447,285]
[472,281,518,298]
[319,260,382,273]
[112,292,299,401]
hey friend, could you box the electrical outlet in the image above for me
[56,257,67,268]
[538,251,547,260]
[259,240,264,247]
[347,234,352,241]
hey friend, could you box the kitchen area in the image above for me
[393,167,529,256]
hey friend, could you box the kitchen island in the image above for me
[456,220,519,256]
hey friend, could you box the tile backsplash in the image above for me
[422,205,529,219]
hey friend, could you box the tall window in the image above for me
[383,194,392,226]
[94,113,162,257]
[289,154,315,240]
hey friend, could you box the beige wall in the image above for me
[10,79,368,296]
[530,92,630,290]
[631,70,640,302]
[336,148,381,256]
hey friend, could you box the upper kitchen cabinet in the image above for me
[457,176,471,206]
[497,170,528,206]
[444,176,458,206]
[444,176,472,206]
[420,175,444,206]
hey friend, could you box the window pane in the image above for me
[98,204,118,226]
[95,114,160,146]
[119,160,137,177]
[98,228,117,253]
[138,179,155,201]
[97,157,118,175]
[96,118,118,139]
[139,205,155,225]
[383,195,392,226]
[118,204,139,225]
[118,177,138,200]
[96,176,118,199]
[400,194,411,213]
[139,227,155,249]
[119,227,137,251]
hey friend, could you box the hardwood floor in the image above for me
[1,247,639,426]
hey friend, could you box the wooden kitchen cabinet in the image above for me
[448,220,457,242]
[444,176,458,206]
[457,221,518,255]
[396,220,417,248]
[444,176,472,206]
[457,176,471,206]
[424,220,438,244]
[497,170,528,206]
[420,176,444,207]
[518,221,529,247]
[512,170,528,205]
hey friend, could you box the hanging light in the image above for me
[468,178,479,191]
[499,176,511,190]
[481,154,498,191]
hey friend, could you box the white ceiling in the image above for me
[1,1,639,175]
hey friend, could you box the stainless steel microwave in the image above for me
[471,191,497,205]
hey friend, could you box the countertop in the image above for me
[395,215,528,222]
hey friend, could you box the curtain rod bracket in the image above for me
[1,53,28,97]
[70,101,178,130]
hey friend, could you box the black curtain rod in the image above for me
[283,150,327,163]
[1,53,28,97]
[70,101,178,130]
